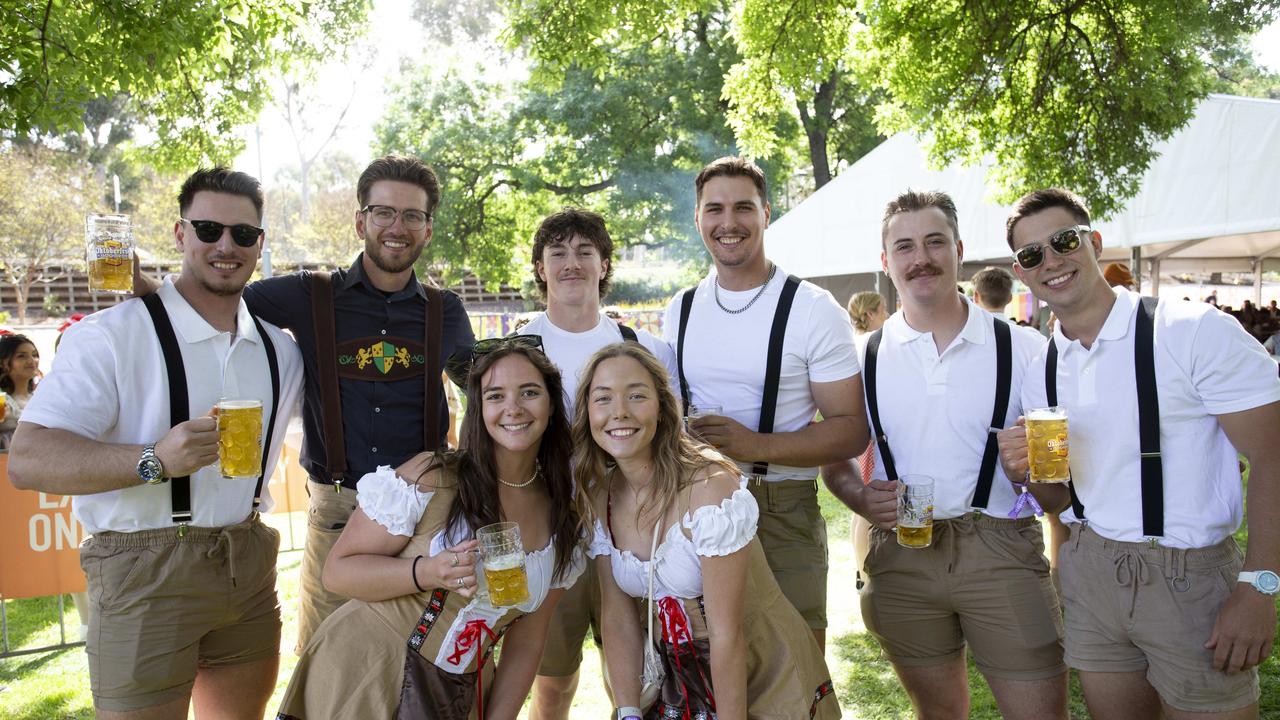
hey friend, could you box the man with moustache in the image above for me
[664,156,868,650]
[519,208,677,719]
[1001,188,1280,720]
[823,190,1067,720]
[9,168,305,719]
[140,156,476,650]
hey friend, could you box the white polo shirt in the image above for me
[662,267,859,482]
[1021,288,1280,548]
[517,311,678,419]
[864,297,1044,519]
[21,279,304,534]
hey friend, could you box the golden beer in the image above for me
[85,214,133,294]
[1026,407,1070,483]
[484,557,530,607]
[897,521,933,548]
[0,392,8,422]
[217,400,263,479]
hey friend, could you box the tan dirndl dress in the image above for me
[278,476,529,720]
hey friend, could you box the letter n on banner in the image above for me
[0,454,89,599]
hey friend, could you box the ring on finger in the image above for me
[456,577,464,589]
[451,552,458,567]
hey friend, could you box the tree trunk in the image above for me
[797,71,840,190]
[15,275,30,326]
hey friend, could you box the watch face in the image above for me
[1260,571,1280,594]
[139,458,163,482]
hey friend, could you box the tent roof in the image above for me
[765,94,1280,276]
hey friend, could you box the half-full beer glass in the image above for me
[477,522,530,607]
[896,475,934,549]
[1026,407,1070,483]
[217,399,263,479]
[85,213,134,294]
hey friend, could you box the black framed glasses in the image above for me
[473,334,544,358]
[180,218,264,248]
[361,205,431,230]
[1014,225,1091,270]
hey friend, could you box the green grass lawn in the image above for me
[2,484,1276,719]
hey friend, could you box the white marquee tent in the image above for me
[765,94,1280,302]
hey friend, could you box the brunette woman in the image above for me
[0,333,40,449]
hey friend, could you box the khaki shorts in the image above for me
[296,479,359,653]
[1060,524,1259,712]
[747,478,828,630]
[861,514,1065,680]
[537,560,604,677]
[79,514,281,712]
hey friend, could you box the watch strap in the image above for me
[1239,570,1280,594]
[615,707,644,720]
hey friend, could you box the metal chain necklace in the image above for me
[714,263,778,314]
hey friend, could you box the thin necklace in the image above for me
[497,464,539,489]
[714,263,778,314]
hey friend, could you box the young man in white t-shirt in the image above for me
[523,208,677,719]
[663,156,869,651]
[1000,188,1280,720]
[824,191,1067,720]
[9,168,304,719]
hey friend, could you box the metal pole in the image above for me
[1130,246,1143,293]
[1255,259,1264,306]
[257,124,273,279]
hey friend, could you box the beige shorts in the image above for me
[296,480,359,653]
[861,514,1065,680]
[747,478,828,630]
[1060,524,1259,712]
[537,560,603,677]
[79,514,281,712]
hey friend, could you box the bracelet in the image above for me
[411,554,427,593]
[615,707,643,720]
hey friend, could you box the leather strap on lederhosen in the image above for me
[1047,295,1163,538]
[310,271,444,488]
[142,293,281,526]
[676,274,802,478]
[863,317,1011,510]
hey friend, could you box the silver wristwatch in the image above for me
[137,443,165,484]
[1238,570,1280,595]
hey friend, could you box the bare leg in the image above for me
[191,654,279,720]
[96,695,189,720]
[985,672,1069,720]
[1078,670,1164,720]
[528,671,580,720]
[891,655,970,720]
[1164,702,1259,720]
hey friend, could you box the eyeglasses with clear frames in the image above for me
[361,205,431,230]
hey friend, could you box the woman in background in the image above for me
[843,292,887,587]
[0,333,41,449]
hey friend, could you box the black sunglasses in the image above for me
[473,334,544,358]
[1014,225,1090,270]
[181,218,264,248]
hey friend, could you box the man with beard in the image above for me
[823,190,1067,719]
[9,168,305,719]
[139,156,475,651]
[665,156,868,650]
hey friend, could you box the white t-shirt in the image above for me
[1021,288,1280,548]
[865,297,1044,519]
[21,279,304,534]
[517,312,678,419]
[662,268,860,481]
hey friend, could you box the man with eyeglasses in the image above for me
[516,208,677,719]
[138,155,476,652]
[9,168,305,719]
[1000,188,1280,720]
[822,190,1067,719]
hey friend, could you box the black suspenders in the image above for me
[863,317,1012,509]
[143,293,281,526]
[1047,296,1163,537]
[675,274,802,477]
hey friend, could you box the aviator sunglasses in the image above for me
[180,218,264,248]
[1014,225,1091,270]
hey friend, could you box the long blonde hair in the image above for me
[571,343,738,528]
[846,291,885,332]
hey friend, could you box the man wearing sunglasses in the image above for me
[518,208,678,720]
[823,190,1068,719]
[1001,188,1280,720]
[10,168,305,719]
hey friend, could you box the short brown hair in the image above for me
[178,167,264,221]
[356,155,442,214]
[1005,188,1091,249]
[530,207,615,300]
[694,156,768,208]
[881,189,960,245]
[972,266,1015,309]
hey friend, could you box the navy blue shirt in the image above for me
[244,256,474,489]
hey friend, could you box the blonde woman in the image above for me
[843,292,887,587]
[575,342,838,719]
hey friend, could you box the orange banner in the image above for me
[0,439,309,600]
